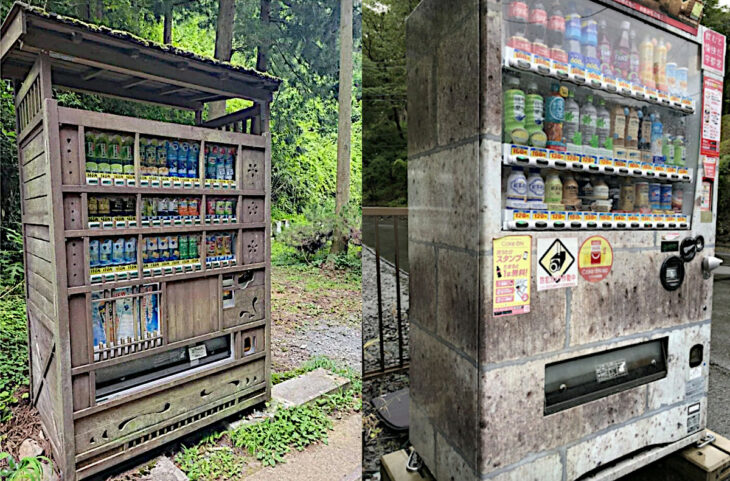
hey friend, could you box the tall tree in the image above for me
[256,0,270,71]
[163,1,173,44]
[209,0,236,119]
[331,0,353,253]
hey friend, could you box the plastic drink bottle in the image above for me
[565,3,582,67]
[654,38,668,91]
[666,62,677,96]
[112,238,125,265]
[189,143,200,178]
[610,104,626,148]
[629,30,640,83]
[122,136,134,175]
[506,167,528,208]
[544,170,563,204]
[579,94,597,147]
[85,131,98,174]
[625,107,640,149]
[503,75,528,145]
[178,142,190,178]
[96,133,110,174]
[528,2,549,57]
[651,113,664,164]
[662,125,673,164]
[581,18,599,72]
[124,237,136,264]
[109,135,123,175]
[546,2,566,62]
[613,21,631,80]
[166,140,178,177]
[526,169,545,205]
[544,82,564,150]
[89,240,100,268]
[225,148,235,180]
[639,36,655,89]
[597,19,612,76]
[673,134,686,167]
[525,81,546,147]
[563,89,580,145]
[596,98,610,149]
[506,0,530,51]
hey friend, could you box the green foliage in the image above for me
[271,355,359,386]
[175,445,245,481]
[0,225,24,288]
[0,292,29,424]
[0,452,51,481]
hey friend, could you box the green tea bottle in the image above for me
[109,134,123,175]
[96,132,110,174]
[525,81,546,148]
[122,136,135,175]
[503,75,528,145]
[85,131,98,174]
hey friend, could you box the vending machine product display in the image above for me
[407,0,724,479]
[1,4,278,480]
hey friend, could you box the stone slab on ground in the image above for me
[242,413,362,481]
[141,456,188,481]
[273,368,351,408]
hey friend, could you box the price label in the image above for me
[532,211,549,221]
[533,55,550,70]
[613,213,627,222]
[599,213,613,222]
[583,213,598,222]
[549,211,566,221]
[582,155,597,165]
[566,153,582,163]
[598,157,614,167]
[549,151,565,162]
[628,214,640,222]
[570,65,586,78]
[552,60,569,76]
[511,145,529,158]
[513,49,532,65]
[618,79,631,91]
[568,212,583,222]
[587,71,602,84]
[603,77,617,90]
[614,159,627,168]
[657,91,669,103]
[641,214,654,223]
[513,210,531,221]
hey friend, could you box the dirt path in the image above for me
[241,413,362,481]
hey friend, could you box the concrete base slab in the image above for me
[142,457,188,481]
[272,368,351,408]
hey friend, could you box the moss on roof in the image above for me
[5,1,281,88]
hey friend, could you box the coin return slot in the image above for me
[689,344,703,368]
[243,335,257,356]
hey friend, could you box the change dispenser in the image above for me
[406,0,725,479]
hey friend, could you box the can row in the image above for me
[84,131,135,176]
[142,197,201,219]
[142,235,200,264]
[90,237,137,268]
[89,196,135,218]
[205,145,236,181]
[205,232,236,260]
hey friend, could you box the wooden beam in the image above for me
[81,68,104,81]
[121,78,149,89]
[0,8,26,62]
[158,86,188,96]
[52,71,202,110]
[201,104,260,129]
[70,31,83,44]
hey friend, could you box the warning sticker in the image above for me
[537,238,578,291]
[578,236,613,282]
[493,235,531,318]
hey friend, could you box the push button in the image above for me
[680,237,696,262]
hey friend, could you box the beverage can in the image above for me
[169,236,179,261]
[189,198,199,216]
[649,183,662,210]
[216,148,227,180]
[225,148,234,181]
[179,235,189,260]
[206,146,217,180]
[146,139,158,175]
[96,133,110,174]
[178,198,188,217]
[112,238,125,265]
[111,197,125,218]
[121,136,134,175]
[178,142,189,178]
[225,200,234,216]
[169,198,178,217]
[189,235,198,258]
[660,184,672,211]
[124,237,137,264]
[635,182,650,212]
[89,240,100,267]
[222,233,232,257]
[85,132,98,173]
[158,236,170,262]
[665,62,677,95]
[88,196,99,217]
[672,186,684,212]
[158,197,168,217]
[207,198,216,216]
[98,197,110,216]
[147,236,159,263]
[141,237,149,263]
[207,234,217,258]
[216,234,225,256]
[166,140,177,177]
[100,239,113,266]
[109,135,123,174]
[216,200,226,216]
[157,140,169,177]
[676,67,688,97]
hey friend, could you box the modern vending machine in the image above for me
[407,0,725,479]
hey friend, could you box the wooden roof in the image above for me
[1,2,281,109]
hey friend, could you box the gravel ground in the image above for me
[272,320,362,373]
[362,247,409,374]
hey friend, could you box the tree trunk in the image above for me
[94,0,103,20]
[256,0,271,72]
[163,1,173,44]
[209,0,236,120]
[331,0,353,255]
[77,0,91,20]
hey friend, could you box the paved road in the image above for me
[242,413,362,481]
[708,274,730,438]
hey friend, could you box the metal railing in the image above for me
[362,207,409,379]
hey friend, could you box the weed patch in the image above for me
[0,291,29,423]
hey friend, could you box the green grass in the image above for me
[271,239,361,280]
[0,453,51,481]
[175,357,361,479]
[0,290,29,424]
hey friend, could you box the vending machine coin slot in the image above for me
[660,256,685,291]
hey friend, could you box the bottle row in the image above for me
[504,0,695,109]
[91,285,162,361]
[502,144,692,182]
[503,75,688,166]
[505,166,685,214]
[86,196,239,230]
[88,232,238,283]
[84,130,238,189]
[503,209,689,230]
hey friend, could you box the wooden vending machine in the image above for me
[1,3,280,479]
[406,0,725,479]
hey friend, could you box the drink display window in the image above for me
[501,0,702,230]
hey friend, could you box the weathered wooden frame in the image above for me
[7,13,276,479]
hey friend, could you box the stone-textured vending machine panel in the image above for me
[407,1,724,480]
